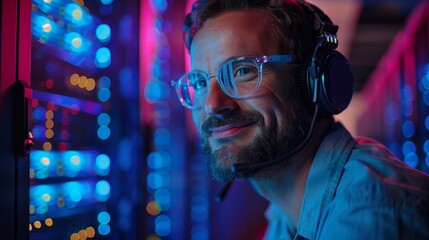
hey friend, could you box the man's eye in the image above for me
[192,79,207,90]
[234,65,258,81]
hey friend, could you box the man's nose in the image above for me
[204,76,238,117]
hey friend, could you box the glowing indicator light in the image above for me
[97,211,111,224]
[98,224,110,235]
[71,37,82,48]
[45,218,53,227]
[41,157,50,166]
[96,24,111,42]
[97,126,111,140]
[146,201,161,215]
[34,221,42,229]
[402,120,415,138]
[70,73,80,85]
[45,119,54,129]
[95,47,111,68]
[42,193,51,202]
[45,110,54,119]
[155,215,171,236]
[43,0,52,3]
[404,153,418,168]
[45,129,54,139]
[97,113,110,126]
[97,88,111,102]
[101,0,114,5]
[42,23,52,33]
[98,76,111,88]
[70,155,81,166]
[70,188,82,202]
[78,76,88,88]
[86,78,96,91]
[86,227,96,238]
[96,180,110,201]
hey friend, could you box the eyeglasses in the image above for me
[171,55,295,109]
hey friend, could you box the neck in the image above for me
[249,118,331,228]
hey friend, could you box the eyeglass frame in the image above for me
[171,55,296,109]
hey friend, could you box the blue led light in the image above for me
[154,128,171,147]
[154,189,171,209]
[404,152,419,168]
[147,152,171,170]
[192,226,209,240]
[144,80,170,103]
[402,85,414,101]
[96,180,111,202]
[98,76,111,88]
[97,126,111,140]
[32,125,45,140]
[64,32,89,53]
[95,47,111,68]
[402,120,415,138]
[425,155,429,167]
[155,215,171,236]
[33,107,45,121]
[402,141,416,155]
[191,205,208,222]
[98,88,111,102]
[101,0,114,5]
[98,224,111,235]
[147,172,163,189]
[96,24,111,42]
[98,211,111,224]
[70,188,82,202]
[96,154,110,170]
[424,140,429,154]
[98,113,111,126]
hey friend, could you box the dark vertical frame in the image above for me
[0,0,31,239]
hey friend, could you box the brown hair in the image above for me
[183,0,332,63]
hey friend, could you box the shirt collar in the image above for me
[296,122,356,239]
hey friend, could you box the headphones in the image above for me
[300,1,354,115]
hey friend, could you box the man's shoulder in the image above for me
[319,137,429,238]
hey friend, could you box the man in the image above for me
[171,0,429,239]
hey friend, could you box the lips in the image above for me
[208,121,256,139]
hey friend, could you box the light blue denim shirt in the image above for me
[264,123,429,240]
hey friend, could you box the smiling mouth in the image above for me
[208,121,256,139]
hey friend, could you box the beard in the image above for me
[201,108,310,184]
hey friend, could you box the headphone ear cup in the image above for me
[311,49,354,115]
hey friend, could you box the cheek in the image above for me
[192,110,204,134]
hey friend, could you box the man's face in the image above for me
[190,10,309,183]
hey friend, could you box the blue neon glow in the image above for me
[424,140,429,154]
[32,125,45,141]
[98,76,111,88]
[33,90,102,115]
[154,128,171,146]
[98,88,111,102]
[154,189,171,209]
[101,0,114,5]
[65,3,87,24]
[33,107,45,121]
[98,113,111,126]
[98,211,111,224]
[155,215,171,236]
[147,152,171,170]
[96,154,111,170]
[402,85,414,101]
[402,120,415,138]
[95,47,111,68]
[96,180,110,202]
[96,24,111,42]
[98,224,111,235]
[402,141,416,155]
[147,172,170,189]
[97,126,111,140]
[404,153,419,168]
[70,188,82,202]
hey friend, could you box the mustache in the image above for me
[201,111,262,135]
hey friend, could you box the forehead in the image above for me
[190,10,279,69]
